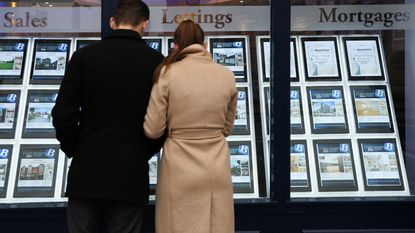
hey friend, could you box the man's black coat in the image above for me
[52,29,165,204]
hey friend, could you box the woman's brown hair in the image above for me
[153,20,205,83]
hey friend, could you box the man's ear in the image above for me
[110,17,117,30]
[142,20,149,31]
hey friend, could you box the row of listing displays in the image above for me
[0,36,251,84]
[0,141,255,200]
[0,87,252,138]
[290,138,408,194]
[260,85,395,136]
[258,35,387,83]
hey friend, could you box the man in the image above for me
[51,1,164,232]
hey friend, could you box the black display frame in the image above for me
[259,37,271,82]
[21,90,58,138]
[306,86,349,134]
[342,36,385,81]
[13,144,60,198]
[209,37,248,83]
[350,85,394,133]
[231,86,251,136]
[263,86,270,136]
[60,156,71,198]
[290,37,300,82]
[75,39,100,50]
[29,39,71,85]
[357,138,405,191]
[290,86,305,134]
[0,90,21,138]
[313,139,358,192]
[0,39,29,84]
[228,140,255,194]
[0,144,13,198]
[301,37,342,82]
[290,140,311,192]
[143,38,163,53]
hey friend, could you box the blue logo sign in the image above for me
[51,94,58,102]
[15,43,25,51]
[384,143,394,152]
[44,149,56,157]
[0,149,9,158]
[57,43,68,52]
[293,144,304,153]
[290,90,299,99]
[331,90,341,98]
[375,89,385,98]
[237,145,249,155]
[149,42,159,50]
[238,91,246,100]
[339,144,349,153]
[6,94,17,103]
[233,41,243,48]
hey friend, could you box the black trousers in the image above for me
[67,197,145,233]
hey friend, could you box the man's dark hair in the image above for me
[113,0,150,26]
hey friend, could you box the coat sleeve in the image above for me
[223,87,237,137]
[51,51,83,158]
[144,68,170,139]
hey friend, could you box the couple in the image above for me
[51,0,237,233]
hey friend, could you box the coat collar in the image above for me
[180,44,212,62]
[104,29,143,41]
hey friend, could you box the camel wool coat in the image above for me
[144,44,237,233]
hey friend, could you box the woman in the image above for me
[144,20,237,233]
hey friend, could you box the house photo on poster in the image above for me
[14,145,59,198]
[290,140,311,192]
[0,39,28,84]
[290,87,305,134]
[232,87,251,135]
[228,141,254,193]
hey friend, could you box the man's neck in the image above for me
[115,24,142,36]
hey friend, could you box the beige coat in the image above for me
[144,44,237,233]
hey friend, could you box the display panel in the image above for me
[290,38,299,82]
[14,144,60,198]
[149,152,160,192]
[358,139,404,191]
[232,87,251,135]
[313,139,358,192]
[0,90,20,138]
[0,39,28,84]
[75,39,100,50]
[0,145,13,198]
[290,140,311,192]
[259,37,270,82]
[228,141,254,193]
[30,39,71,84]
[301,37,341,81]
[22,90,58,138]
[350,85,394,133]
[144,38,163,53]
[307,86,349,134]
[209,37,248,82]
[342,36,384,81]
[167,37,174,55]
[290,87,305,134]
[263,86,270,135]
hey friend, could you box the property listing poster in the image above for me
[232,87,250,135]
[31,40,70,83]
[61,157,72,197]
[22,90,58,138]
[14,145,59,197]
[303,38,340,80]
[259,37,271,81]
[351,86,393,133]
[314,140,357,191]
[358,139,404,191]
[228,141,253,193]
[290,141,310,191]
[344,37,383,80]
[0,39,28,84]
[0,90,20,138]
[290,87,304,134]
[210,37,247,82]
[0,145,12,198]
[76,39,99,50]
[307,87,348,133]
[264,86,270,135]
[149,153,159,187]
[290,38,299,81]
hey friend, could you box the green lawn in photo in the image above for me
[0,61,14,70]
